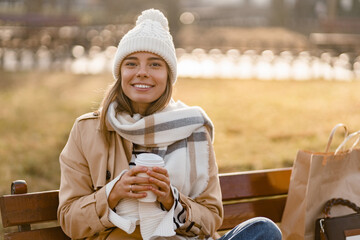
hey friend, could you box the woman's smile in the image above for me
[132,83,153,89]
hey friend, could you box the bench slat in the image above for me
[0,190,59,227]
[218,195,287,231]
[219,168,291,201]
[4,227,70,240]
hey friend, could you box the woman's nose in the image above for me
[136,65,149,78]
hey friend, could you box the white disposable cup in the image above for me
[135,153,164,202]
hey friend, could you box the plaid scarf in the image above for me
[107,99,214,198]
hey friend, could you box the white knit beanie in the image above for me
[112,9,177,84]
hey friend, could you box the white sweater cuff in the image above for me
[105,170,137,234]
[108,208,137,234]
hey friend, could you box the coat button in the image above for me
[106,170,111,180]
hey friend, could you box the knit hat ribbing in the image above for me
[112,9,177,84]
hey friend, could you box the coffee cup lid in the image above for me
[135,153,164,167]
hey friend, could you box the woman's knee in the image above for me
[219,217,282,240]
[246,217,282,239]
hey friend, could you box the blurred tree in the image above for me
[293,0,316,32]
[162,0,180,45]
[103,0,127,20]
[102,0,180,44]
[62,0,71,16]
[336,0,360,17]
[270,0,286,27]
[244,0,251,7]
[25,0,43,13]
[327,0,337,20]
[352,0,360,17]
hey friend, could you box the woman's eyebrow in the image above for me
[124,56,138,60]
[123,56,164,61]
[148,57,165,61]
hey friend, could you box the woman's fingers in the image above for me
[147,167,169,181]
[128,166,148,176]
[146,167,174,210]
[110,166,173,208]
[113,167,150,195]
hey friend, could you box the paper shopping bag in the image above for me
[281,124,360,240]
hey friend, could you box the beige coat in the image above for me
[58,112,223,239]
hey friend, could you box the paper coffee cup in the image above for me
[135,153,164,202]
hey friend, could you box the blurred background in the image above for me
[1,0,360,199]
[1,0,360,79]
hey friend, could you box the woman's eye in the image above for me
[150,62,161,67]
[125,62,136,66]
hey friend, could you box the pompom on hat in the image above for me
[112,9,177,84]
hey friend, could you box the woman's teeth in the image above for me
[134,84,151,89]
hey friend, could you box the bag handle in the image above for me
[334,130,360,155]
[325,123,348,153]
[323,198,360,218]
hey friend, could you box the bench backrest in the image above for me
[0,168,292,239]
[218,167,291,231]
[0,181,69,240]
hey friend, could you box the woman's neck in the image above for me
[132,103,149,116]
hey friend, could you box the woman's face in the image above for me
[120,52,168,114]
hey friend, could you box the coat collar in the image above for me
[93,110,115,132]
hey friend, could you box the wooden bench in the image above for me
[0,167,292,240]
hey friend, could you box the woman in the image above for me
[57,8,282,240]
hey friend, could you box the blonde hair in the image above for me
[99,69,173,143]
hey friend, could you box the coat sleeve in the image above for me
[57,119,114,239]
[175,131,224,239]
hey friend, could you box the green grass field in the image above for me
[1,71,360,196]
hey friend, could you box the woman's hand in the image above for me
[108,166,151,209]
[147,166,174,211]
